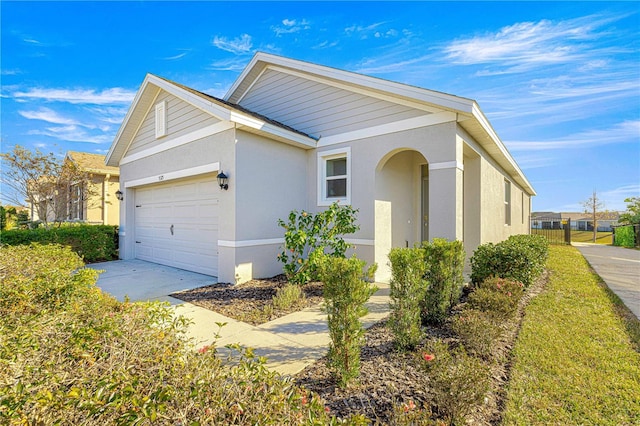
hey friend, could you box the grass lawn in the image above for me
[502,245,640,425]
[571,230,613,244]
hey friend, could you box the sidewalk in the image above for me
[573,242,640,319]
[174,282,390,375]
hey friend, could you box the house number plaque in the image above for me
[158,175,164,181]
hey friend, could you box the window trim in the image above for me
[504,179,512,226]
[317,147,351,206]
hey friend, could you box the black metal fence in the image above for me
[531,217,571,245]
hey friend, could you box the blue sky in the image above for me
[2,1,639,212]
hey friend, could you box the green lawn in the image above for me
[531,229,613,245]
[502,245,640,425]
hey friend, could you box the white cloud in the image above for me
[18,107,79,125]
[28,125,111,144]
[272,18,311,36]
[442,14,626,73]
[508,120,640,152]
[209,56,251,71]
[11,87,135,104]
[163,49,190,61]
[212,34,253,54]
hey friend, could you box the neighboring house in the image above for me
[106,52,535,283]
[531,211,620,232]
[30,151,120,225]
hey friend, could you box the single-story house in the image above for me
[106,52,535,283]
[531,211,620,232]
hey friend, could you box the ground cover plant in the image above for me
[0,244,337,424]
[502,245,640,425]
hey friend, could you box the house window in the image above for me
[155,100,167,138]
[318,147,350,205]
[504,179,511,226]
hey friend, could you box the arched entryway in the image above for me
[374,149,428,281]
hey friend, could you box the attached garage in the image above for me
[133,174,219,276]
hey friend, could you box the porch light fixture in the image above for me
[115,190,124,201]
[217,171,229,190]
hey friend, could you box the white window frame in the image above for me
[504,179,512,226]
[155,100,167,138]
[317,147,351,206]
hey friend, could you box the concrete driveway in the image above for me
[88,259,217,304]
[574,243,640,319]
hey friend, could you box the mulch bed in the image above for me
[170,275,324,326]
[172,272,549,424]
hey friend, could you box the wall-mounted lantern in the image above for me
[217,171,229,190]
[115,190,124,201]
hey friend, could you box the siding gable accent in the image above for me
[155,100,167,138]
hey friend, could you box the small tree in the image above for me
[318,255,377,387]
[0,146,95,228]
[277,202,359,284]
[581,190,605,243]
[619,197,640,225]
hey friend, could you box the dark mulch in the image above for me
[171,272,549,424]
[170,275,323,326]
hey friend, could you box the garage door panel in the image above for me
[134,174,218,276]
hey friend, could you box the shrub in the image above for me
[614,225,636,247]
[470,234,548,288]
[420,339,490,425]
[318,255,377,387]
[277,202,359,284]
[0,224,118,263]
[467,286,518,320]
[451,309,502,359]
[388,247,427,350]
[272,283,306,310]
[0,244,335,424]
[421,238,465,325]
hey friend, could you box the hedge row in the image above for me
[0,244,335,424]
[470,234,548,288]
[0,224,118,263]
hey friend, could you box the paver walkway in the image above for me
[573,242,640,319]
[174,282,390,375]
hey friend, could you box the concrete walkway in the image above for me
[175,282,389,375]
[573,243,640,319]
[92,260,390,375]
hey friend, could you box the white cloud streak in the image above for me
[508,120,640,152]
[11,87,135,104]
[272,18,311,36]
[212,34,253,54]
[18,107,79,125]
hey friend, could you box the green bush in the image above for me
[0,224,118,263]
[421,238,465,325]
[467,286,518,320]
[272,283,306,310]
[319,255,377,388]
[614,225,636,247]
[0,244,336,424]
[451,309,501,359]
[277,202,359,284]
[388,248,427,350]
[470,234,548,288]
[420,339,490,425]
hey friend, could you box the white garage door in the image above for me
[134,174,218,276]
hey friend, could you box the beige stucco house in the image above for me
[106,53,535,283]
[30,151,120,225]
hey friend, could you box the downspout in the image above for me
[103,174,110,225]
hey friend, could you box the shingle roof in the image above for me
[66,151,119,175]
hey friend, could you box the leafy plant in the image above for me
[470,234,548,288]
[614,225,635,247]
[467,286,518,320]
[318,255,377,388]
[272,283,306,310]
[420,339,490,425]
[388,247,427,350]
[421,238,465,325]
[451,309,501,359]
[0,224,118,263]
[0,244,338,424]
[277,202,360,285]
